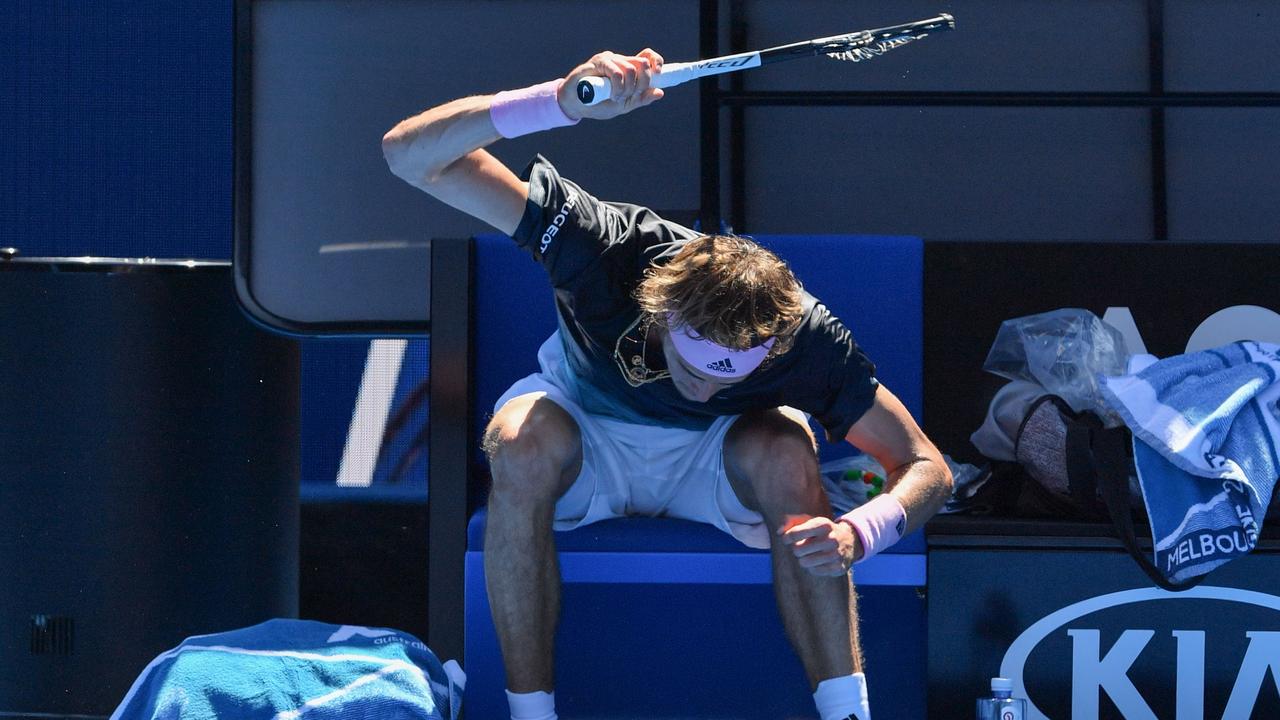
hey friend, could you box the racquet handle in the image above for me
[575,54,761,106]
[574,68,683,106]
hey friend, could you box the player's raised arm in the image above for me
[380,50,665,235]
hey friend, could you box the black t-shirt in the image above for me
[511,155,879,442]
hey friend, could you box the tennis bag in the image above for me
[1013,394,1203,592]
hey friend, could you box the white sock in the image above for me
[506,689,557,720]
[814,672,871,720]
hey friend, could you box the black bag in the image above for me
[1013,395,1204,592]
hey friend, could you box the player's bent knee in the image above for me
[725,409,824,512]
[726,408,818,471]
[484,394,583,502]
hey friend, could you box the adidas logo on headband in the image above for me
[706,358,736,374]
[666,312,774,379]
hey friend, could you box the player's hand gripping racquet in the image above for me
[575,13,956,106]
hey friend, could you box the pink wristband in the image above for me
[839,494,907,564]
[490,79,579,139]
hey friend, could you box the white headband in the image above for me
[666,314,775,379]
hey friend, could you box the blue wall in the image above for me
[1,2,427,495]
[3,1,232,259]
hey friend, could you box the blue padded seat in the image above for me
[468,507,748,553]
[464,233,925,718]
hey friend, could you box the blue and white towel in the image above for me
[110,619,465,720]
[1100,341,1280,584]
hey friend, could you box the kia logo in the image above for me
[1001,586,1280,719]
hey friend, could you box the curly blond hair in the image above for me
[635,235,803,356]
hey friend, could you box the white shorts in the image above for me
[493,333,773,549]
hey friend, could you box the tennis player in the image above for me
[382,49,953,720]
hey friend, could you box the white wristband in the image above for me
[839,494,907,564]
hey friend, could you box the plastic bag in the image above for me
[820,454,985,515]
[819,454,889,514]
[937,460,991,514]
[983,308,1129,421]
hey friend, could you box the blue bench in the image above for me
[464,233,926,718]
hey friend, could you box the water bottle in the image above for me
[975,677,1025,720]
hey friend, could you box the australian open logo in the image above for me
[1000,587,1280,719]
[374,635,429,652]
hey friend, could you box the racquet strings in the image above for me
[825,33,929,63]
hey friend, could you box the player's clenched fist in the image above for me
[778,514,863,577]
[558,49,665,121]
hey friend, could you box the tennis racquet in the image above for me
[575,14,956,106]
